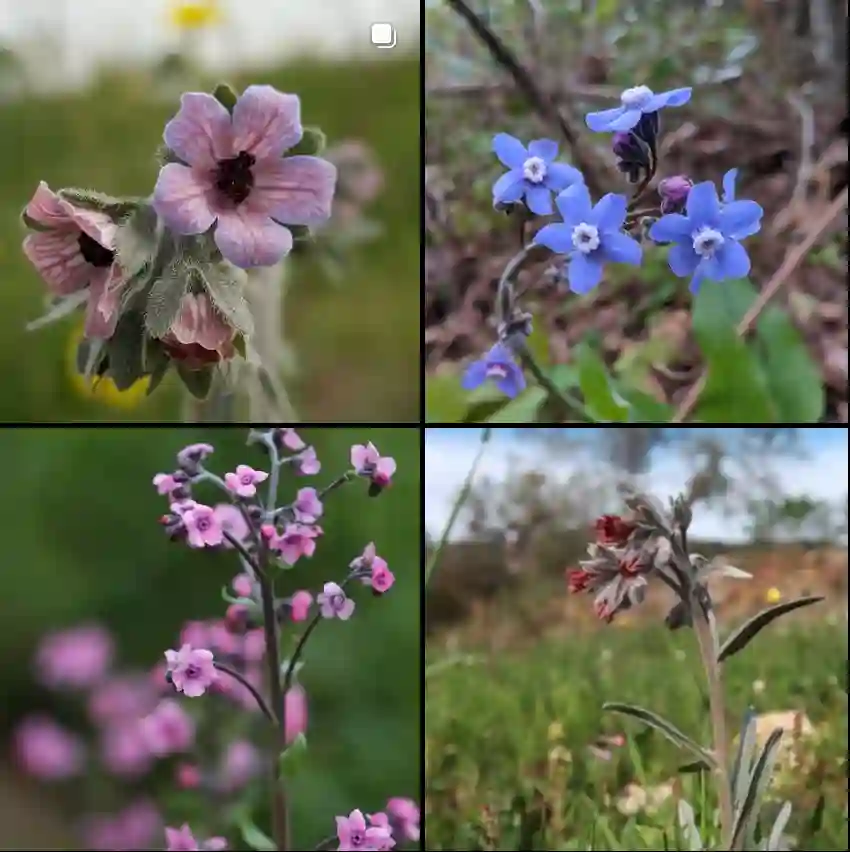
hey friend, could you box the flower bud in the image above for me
[612,132,650,183]
[658,175,693,214]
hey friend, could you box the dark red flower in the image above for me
[594,514,635,547]
[567,568,591,593]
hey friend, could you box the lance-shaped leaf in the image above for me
[114,203,161,277]
[236,817,276,852]
[730,708,759,811]
[144,265,188,338]
[677,799,704,851]
[602,703,717,768]
[143,337,171,396]
[105,312,146,390]
[765,801,793,851]
[717,596,823,663]
[187,261,254,337]
[57,188,143,221]
[26,290,88,332]
[278,732,307,779]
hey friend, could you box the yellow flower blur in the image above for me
[765,587,782,605]
[168,0,222,32]
[66,321,150,409]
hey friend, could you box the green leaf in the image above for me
[212,81,239,112]
[144,266,188,338]
[176,363,214,400]
[602,702,717,767]
[26,290,88,332]
[278,732,307,778]
[237,817,276,852]
[485,386,546,422]
[114,203,161,276]
[426,371,469,423]
[524,322,551,367]
[546,363,580,391]
[188,261,254,337]
[691,279,776,422]
[574,345,629,421]
[286,126,326,157]
[755,305,824,422]
[717,596,823,663]
[77,337,108,379]
[232,333,247,358]
[616,386,674,422]
[57,187,142,221]
[729,728,784,849]
[143,337,171,395]
[105,312,146,390]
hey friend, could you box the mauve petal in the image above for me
[568,253,602,294]
[719,200,762,240]
[492,133,527,169]
[544,162,584,191]
[686,182,720,229]
[84,265,123,338]
[492,169,524,203]
[556,183,592,226]
[585,106,626,132]
[214,210,294,268]
[649,213,693,244]
[164,92,233,168]
[254,155,337,226]
[22,231,91,295]
[667,242,700,277]
[231,85,302,159]
[153,164,217,236]
[525,185,553,216]
[721,168,738,203]
[527,138,558,162]
[601,231,642,265]
[591,193,627,231]
[69,208,117,249]
[25,181,75,227]
[715,239,751,280]
[533,222,574,254]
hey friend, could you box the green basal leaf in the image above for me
[426,371,469,423]
[729,728,784,849]
[485,386,546,422]
[237,817,276,852]
[574,344,629,421]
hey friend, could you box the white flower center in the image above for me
[572,223,600,254]
[692,227,724,258]
[620,85,653,108]
[522,156,547,184]
[487,364,508,379]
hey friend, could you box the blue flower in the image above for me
[648,179,763,293]
[461,343,526,398]
[491,133,584,216]
[532,184,642,294]
[585,85,692,133]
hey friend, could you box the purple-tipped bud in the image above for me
[658,175,693,214]
[612,132,650,183]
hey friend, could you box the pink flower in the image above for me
[35,623,114,690]
[336,809,392,852]
[293,486,323,523]
[276,427,305,451]
[164,644,217,697]
[285,684,308,744]
[214,504,250,546]
[364,813,396,851]
[350,442,396,488]
[290,590,313,622]
[176,443,214,471]
[216,739,260,793]
[82,801,163,851]
[180,620,211,649]
[14,715,85,779]
[88,674,158,726]
[231,572,255,598]
[182,503,224,548]
[153,472,183,495]
[317,582,355,620]
[272,523,319,565]
[152,85,337,269]
[141,699,196,756]
[99,720,154,778]
[175,762,202,788]
[224,464,269,498]
[242,628,266,662]
[387,797,420,842]
[165,824,228,851]
[162,292,236,367]
[351,543,394,594]
[370,561,395,594]
[293,446,321,475]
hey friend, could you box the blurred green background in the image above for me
[0,55,419,422]
[0,426,421,849]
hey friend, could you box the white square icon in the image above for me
[370,22,397,48]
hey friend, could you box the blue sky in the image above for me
[424,428,848,541]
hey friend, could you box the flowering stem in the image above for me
[212,661,277,724]
[282,611,322,697]
[318,471,355,500]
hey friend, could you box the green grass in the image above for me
[426,621,848,850]
[0,56,419,422]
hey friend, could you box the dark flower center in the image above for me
[331,594,345,609]
[78,232,115,268]
[350,832,364,846]
[185,664,200,679]
[215,151,256,205]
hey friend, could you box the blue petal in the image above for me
[585,106,627,132]
[533,223,574,254]
[667,243,700,277]
[719,200,763,240]
[591,193,628,231]
[544,162,584,191]
[642,87,692,112]
[492,169,525,204]
[689,264,708,294]
[601,231,642,265]
[605,109,643,132]
[488,342,513,362]
[492,133,528,168]
[528,138,558,162]
[715,239,751,280]
[686,182,721,229]
[649,213,693,244]
[568,253,603,294]
[461,359,488,391]
[525,185,553,216]
[555,183,592,226]
[721,168,738,204]
[497,366,526,398]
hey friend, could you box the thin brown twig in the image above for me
[671,187,848,423]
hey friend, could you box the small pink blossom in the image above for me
[365,813,396,851]
[293,446,321,475]
[214,504,250,546]
[336,809,392,852]
[285,684,308,744]
[35,623,114,690]
[164,644,217,697]
[350,442,396,487]
[163,292,236,367]
[153,472,182,495]
[370,561,395,594]
[141,699,196,756]
[387,797,420,842]
[224,464,269,498]
[290,590,313,622]
[176,443,214,471]
[14,716,85,779]
[317,582,355,620]
[272,523,319,565]
[83,801,163,851]
[165,824,228,851]
[216,739,261,793]
[182,503,224,548]
[99,720,154,778]
[352,543,394,594]
[152,86,337,269]
[232,572,255,598]
[277,427,306,451]
[175,762,202,789]
[293,486,323,523]
[242,628,266,662]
